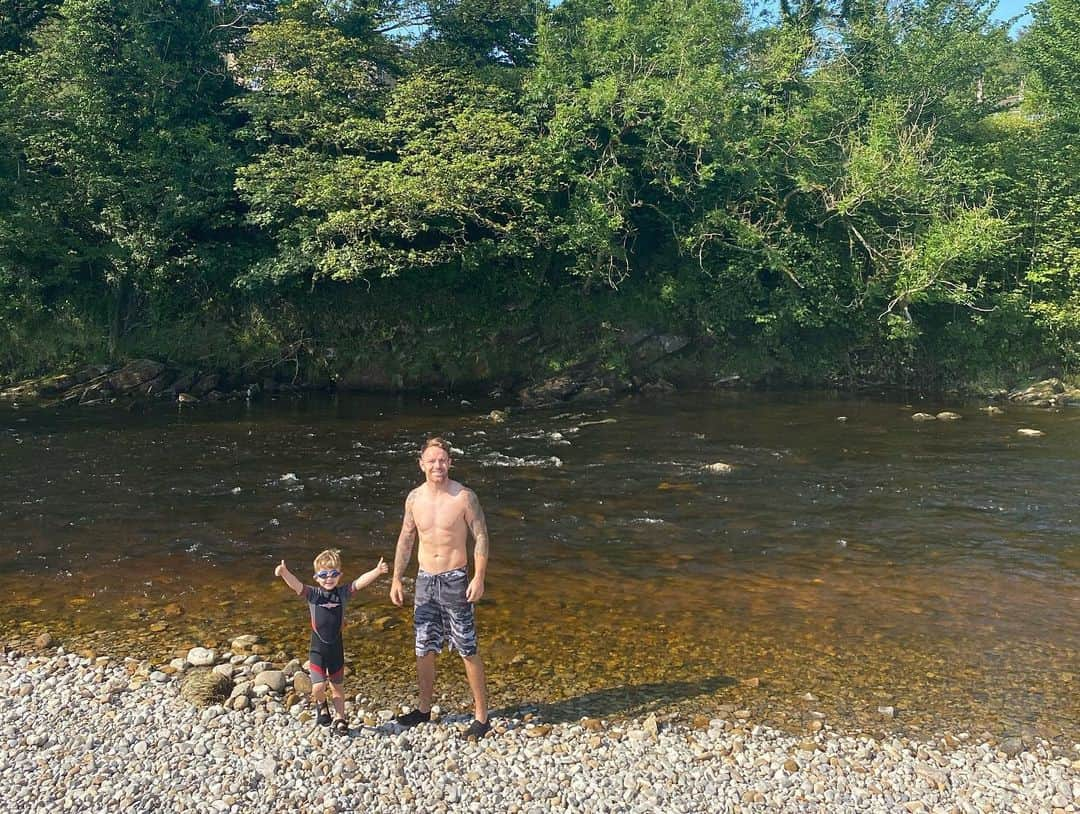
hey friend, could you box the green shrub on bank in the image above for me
[1,0,1077,390]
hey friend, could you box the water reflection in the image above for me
[0,392,1077,741]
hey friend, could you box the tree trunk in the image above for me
[108,276,130,360]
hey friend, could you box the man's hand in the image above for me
[466,575,485,604]
[390,579,404,607]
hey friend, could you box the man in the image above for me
[390,436,491,739]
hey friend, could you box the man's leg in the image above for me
[417,652,436,712]
[462,653,487,723]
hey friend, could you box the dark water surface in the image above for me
[1,392,1077,742]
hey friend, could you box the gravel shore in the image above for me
[1,649,1076,814]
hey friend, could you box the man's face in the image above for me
[419,447,451,483]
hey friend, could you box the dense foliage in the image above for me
[0,0,1076,388]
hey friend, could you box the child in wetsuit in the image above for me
[275,548,388,733]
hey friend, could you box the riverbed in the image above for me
[1,391,1076,743]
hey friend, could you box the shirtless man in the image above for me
[390,436,491,739]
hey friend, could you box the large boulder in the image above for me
[1008,378,1065,405]
[180,669,232,708]
[107,360,166,394]
[186,647,216,667]
[190,373,222,398]
[338,360,399,391]
[632,334,690,368]
[519,375,583,408]
[253,670,286,694]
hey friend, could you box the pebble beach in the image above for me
[1,646,1077,814]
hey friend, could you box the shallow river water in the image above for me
[1,391,1076,743]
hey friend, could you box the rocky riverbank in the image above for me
[3,352,1080,414]
[2,647,1076,814]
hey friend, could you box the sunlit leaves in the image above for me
[237,66,546,285]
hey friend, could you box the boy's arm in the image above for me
[390,491,418,606]
[351,557,388,592]
[275,560,304,596]
[464,489,489,603]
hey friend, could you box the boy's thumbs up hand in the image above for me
[275,560,287,577]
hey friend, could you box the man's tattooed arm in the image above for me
[465,489,489,565]
[393,490,418,580]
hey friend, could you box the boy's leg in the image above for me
[417,652,436,712]
[311,678,332,725]
[329,680,346,720]
[462,653,488,723]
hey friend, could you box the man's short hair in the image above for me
[313,548,342,572]
[420,436,452,458]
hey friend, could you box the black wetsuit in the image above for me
[303,584,354,684]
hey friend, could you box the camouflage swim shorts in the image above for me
[413,568,478,657]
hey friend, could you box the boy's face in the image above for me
[314,565,341,589]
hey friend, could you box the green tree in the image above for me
[234,4,546,288]
[0,0,241,359]
[414,0,542,68]
[1018,0,1080,366]
[0,0,61,53]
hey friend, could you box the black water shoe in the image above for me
[394,708,431,727]
[316,702,332,727]
[463,719,491,740]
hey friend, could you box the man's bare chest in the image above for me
[414,496,467,535]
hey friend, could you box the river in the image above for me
[1,391,1076,743]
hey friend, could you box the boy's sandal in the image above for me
[316,702,332,727]
[332,718,349,735]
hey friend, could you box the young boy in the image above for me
[275,549,388,733]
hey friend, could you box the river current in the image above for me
[1,391,1076,742]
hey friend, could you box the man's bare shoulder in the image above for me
[459,485,482,507]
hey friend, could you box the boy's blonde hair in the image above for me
[313,548,342,572]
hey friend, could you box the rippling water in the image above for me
[1,392,1077,741]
